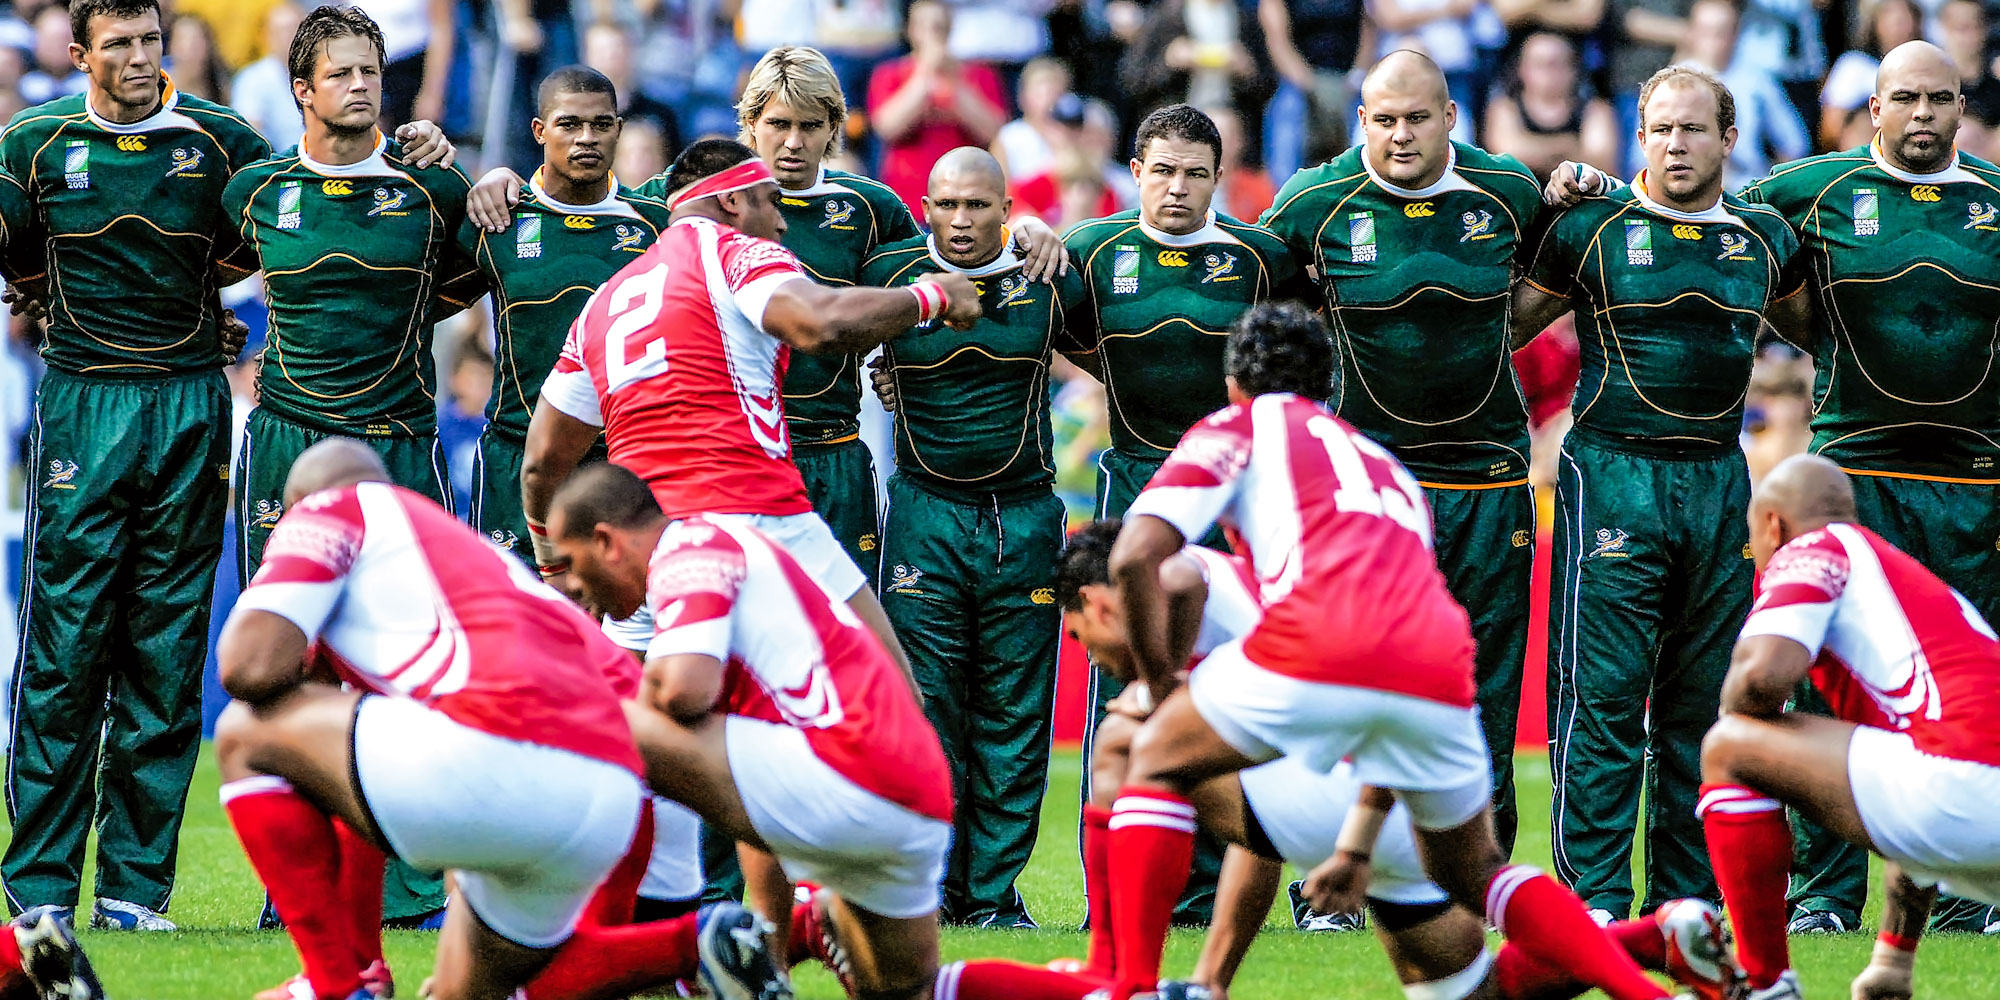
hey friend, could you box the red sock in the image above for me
[1083,804,1115,979]
[1700,784,1792,989]
[786,899,816,967]
[578,805,654,930]
[1108,789,1197,1000]
[223,776,363,999]
[937,961,1103,1000]
[1494,915,1668,1000]
[1486,866,1668,1000]
[522,912,700,1000]
[0,924,28,997]
[333,820,385,968]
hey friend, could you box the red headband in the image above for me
[667,158,777,211]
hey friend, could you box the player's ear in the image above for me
[531,118,547,145]
[1721,124,1740,156]
[67,42,86,73]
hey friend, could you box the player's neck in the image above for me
[87,86,161,126]
[776,165,823,193]
[303,123,383,167]
[540,166,613,207]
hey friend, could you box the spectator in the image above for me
[614,116,673,184]
[1260,0,1367,182]
[991,56,1073,182]
[737,0,822,53]
[583,20,683,164]
[19,6,84,107]
[1675,0,1810,187]
[437,326,494,520]
[179,0,284,70]
[1820,0,1920,150]
[944,0,1060,89]
[1367,0,1494,142]
[231,2,306,154]
[1607,0,1697,169]
[346,0,454,129]
[1483,31,1619,178]
[1008,95,1134,222]
[1733,0,1827,128]
[1940,0,2000,157]
[1120,0,1268,124]
[167,14,229,104]
[1053,147,1118,228]
[867,0,1008,214]
[1492,0,1606,41]
[1210,103,1277,217]
[484,0,582,171]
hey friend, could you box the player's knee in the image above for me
[859,961,937,1000]
[1123,721,1177,788]
[211,701,264,781]
[1700,713,1760,782]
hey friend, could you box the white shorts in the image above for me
[1849,725,2000,905]
[602,510,867,650]
[1239,756,1446,906]
[1188,640,1493,831]
[641,796,705,902]
[352,695,644,947]
[725,716,949,919]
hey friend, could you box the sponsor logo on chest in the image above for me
[1715,231,1754,261]
[1624,219,1652,265]
[989,273,1035,310]
[1966,201,1999,231]
[612,223,646,252]
[368,186,410,217]
[1460,209,1494,242]
[1202,251,1238,283]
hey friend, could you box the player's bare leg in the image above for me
[1851,864,1934,1000]
[846,586,914,682]
[1699,711,1873,997]
[619,703,768,847]
[429,899,554,1000]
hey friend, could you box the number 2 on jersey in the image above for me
[605,263,670,393]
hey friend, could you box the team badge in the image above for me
[821,199,856,230]
[277,181,303,230]
[1586,528,1631,559]
[1113,244,1140,294]
[612,224,645,252]
[1715,232,1753,261]
[1349,211,1377,262]
[1624,219,1652,266]
[42,459,78,490]
[166,147,205,179]
[886,563,926,595]
[1853,188,1879,235]
[1201,252,1238,283]
[367,187,410,217]
[251,499,284,531]
[516,215,542,258]
[63,140,88,190]
[488,528,520,550]
[995,274,1034,309]
[1459,209,1495,242]
[1965,202,1999,231]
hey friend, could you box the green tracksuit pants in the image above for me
[880,474,1064,927]
[6,369,228,914]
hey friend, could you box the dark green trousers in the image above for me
[232,405,449,919]
[795,436,882,589]
[1792,472,2000,932]
[880,475,1063,927]
[1427,481,1536,856]
[470,430,532,563]
[1088,448,1224,924]
[5,370,228,913]
[1547,434,1748,918]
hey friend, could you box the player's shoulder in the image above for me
[1453,142,1540,195]
[653,516,754,582]
[618,188,674,227]
[382,140,471,194]
[1265,147,1369,218]
[861,233,931,279]
[1214,213,1291,255]
[0,94,85,146]
[1758,524,1856,601]
[223,151,300,197]
[1958,151,2000,183]
[1743,148,1875,202]
[824,168,905,211]
[173,94,261,139]
[1722,192,1798,240]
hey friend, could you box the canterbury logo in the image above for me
[563,215,595,230]
[321,179,354,196]
[114,136,145,152]
[1671,224,1702,240]
[1157,250,1189,267]
[1912,185,1943,202]
[1403,201,1435,218]
[1030,588,1055,605]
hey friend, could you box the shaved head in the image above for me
[929,145,1007,191]
[924,146,1011,267]
[1872,40,1963,172]
[1356,49,1456,188]
[1753,455,1857,526]
[1877,40,1956,94]
[1361,49,1450,108]
[284,438,387,506]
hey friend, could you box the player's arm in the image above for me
[1511,208,1578,348]
[521,401,602,574]
[1762,284,1811,350]
[218,498,359,704]
[1110,514,1192,705]
[641,652,728,725]
[1509,279,1573,349]
[1301,784,1392,912]
[1190,845,1284,1000]
[1160,552,1210,676]
[216,610,314,706]
[1718,634,1814,718]
[758,270,982,353]
[465,166,526,232]
[641,537,745,724]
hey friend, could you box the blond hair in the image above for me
[736,46,848,157]
[1637,63,1737,133]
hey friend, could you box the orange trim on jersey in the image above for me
[798,433,862,445]
[1839,467,2000,485]
[1518,274,1567,298]
[1418,477,1532,490]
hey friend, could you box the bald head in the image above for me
[1361,49,1450,109]
[1878,40,1956,94]
[929,146,1007,192]
[284,438,388,507]
[925,146,1011,267]
[1873,40,1962,172]
[1753,455,1857,528]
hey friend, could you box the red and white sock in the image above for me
[222,776,363,999]
[332,819,385,970]
[1108,789,1198,1000]
[1699,784,1792,990]
[522,912,701,1000]
[1486,865,1669,1000]
[1082,804,1116,979]
[937,961,1102,1000]
[1493,913,1668,1000]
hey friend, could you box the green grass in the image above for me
[36,749,2000,998]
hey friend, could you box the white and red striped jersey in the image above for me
[644,515,953,822]
[1126,393,1476,706]
[1741,522,2000,767]
[1183,545,1262,661]
[540,216,813,519]
[237,482,643,773]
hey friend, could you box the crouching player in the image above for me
[212,439,783,1000]
[1056,520,1736,1000]
[1700,455,2000,1000]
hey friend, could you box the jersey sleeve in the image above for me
[645,521,749,662]
[539,308,605,426]
[1257,169,1321,262]
[1767,213,1807,299]
[1740,529,1851,656]
[234,487,365,640]
[1053,251,1097,356]
[873,184,922,244]
[718,230,809,330]
[1522,207,1581,299]
[1124,407,1254,544]
[0,171,35,281]
[631,171,671,203]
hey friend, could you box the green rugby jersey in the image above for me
[1741,144,2000,479]
[0,84,270,375]
[638,166,918,443]
[1259,142,1541,485]
[224,133,481,437]
[458,172,671,442]
[860,236,1090,496]
[1063,209,1307,460]
[1526,176,1802,455]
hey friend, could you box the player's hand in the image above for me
[397,120,457,170]
[3,283,46,323]
[1542,160,1610,207]
[932,271,984,329]
[469,167,528,233]
[1300,849,1372,918]
[1106,685,1155,721]
[1852,962,1915,1000]
[867,354,899,412]
[219,308,249,362]
[1012,216,1070,283]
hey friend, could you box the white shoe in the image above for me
[90,898,177,931]
[1745,969,1803,1000]
[1655,898,1740,1000]
[1587,907,1617,927]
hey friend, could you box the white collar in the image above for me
[781,166,851,199]
[1629,171,1742,224]
[1362,143,1481,199]
[85,76,192,134]
[1869,137,1985,186]
[925,233,1024,276]
[299,131,401,178]
[1138,208,1241,247]
[528,167,634,215]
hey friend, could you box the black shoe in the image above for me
[1785,909,1855,934]
[257,893,284,930]
[1287,880,1367,932]
[696,901,792,1000]
[13,905,104,1000]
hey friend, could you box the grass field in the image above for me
[34,748,2000,999]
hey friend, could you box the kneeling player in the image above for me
[212,440,782,1000]
[1700,455,2000,1000]
[1057,521,1735,1000]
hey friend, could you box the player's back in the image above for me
[1141,393,1476,706]
[553,217,811,519]
[259,482,640,772]
[1182,545,1262,659]
[1751,522,2000,766]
